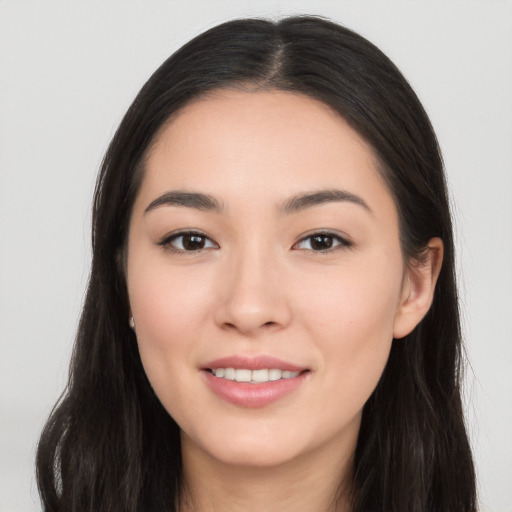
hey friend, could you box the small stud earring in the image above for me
[129,316,136,330]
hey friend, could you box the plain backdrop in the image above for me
[0,1,511,511]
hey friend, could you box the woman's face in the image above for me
[126,89,416,468]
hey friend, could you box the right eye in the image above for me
[158,231,218,254]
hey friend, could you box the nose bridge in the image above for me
[215,236,290,335]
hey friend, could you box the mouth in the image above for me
[206,367,306,383]
[201,355,310,408]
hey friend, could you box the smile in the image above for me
[202,356,309,408]
[209,368,300,383]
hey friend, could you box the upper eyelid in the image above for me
[159,229,211,242]
[158,229,351,251]
[299,229,347,239]
[293,232,351,249]
[294,229,351,244]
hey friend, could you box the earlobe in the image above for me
[393,237,444,339]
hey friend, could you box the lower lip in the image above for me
[203,370,308,408]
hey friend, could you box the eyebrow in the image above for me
[144,188,371,215]
[144,191,224,214]
[279,189,372,215]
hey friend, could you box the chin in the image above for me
[184,423,312,469]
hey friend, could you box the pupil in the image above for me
[311,235,333,250]
[183,234,204,250]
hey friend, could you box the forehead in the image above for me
[139,89,395,217]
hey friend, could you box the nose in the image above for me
[214,244,292,337]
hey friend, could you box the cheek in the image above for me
[127,257,215,391]
[134,271,208,333]
[299,252,402,405]
[302,250,402,332]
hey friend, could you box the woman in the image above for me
[36,15,477,512]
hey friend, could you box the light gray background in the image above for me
[1,1,511,511]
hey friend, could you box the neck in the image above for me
[179,434,355,512]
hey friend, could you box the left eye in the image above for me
[294,233,351,252]
[159,232,218,253]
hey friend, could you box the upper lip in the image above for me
[203,355,307,372]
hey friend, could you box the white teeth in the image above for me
[252,369,269,382]
[235,369,252,382]
[268,369,282,381]
[224,368,235,380]
[211,368,300,383]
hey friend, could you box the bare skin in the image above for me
[180,430,353,512]
[126,89,443,512]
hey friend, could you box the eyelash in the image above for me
[157,230,352,255]
[294,231,352,253]
[157,230,218,254]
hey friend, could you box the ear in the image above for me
[393,237,444,339]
